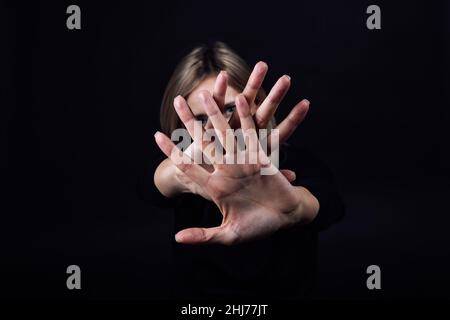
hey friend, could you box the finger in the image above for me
[243,61,268,105]
[175,226,236,245]
[254,75,291,128]
[175,226,221,244]
[173,95,203,138]
[183,142,212,168]
[173,95,209,156]
[270,99,310,150]
[235,94,259,156]
[235,94,256,131]
[213,70,228,110]
[199,90,233,153]
[280,169,296,182]
[184,139,220,169]
[154,131,210,186]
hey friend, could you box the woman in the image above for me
[148,41,344,299]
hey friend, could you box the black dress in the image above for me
[142,143,345,299]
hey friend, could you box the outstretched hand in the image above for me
[154,88,319,245]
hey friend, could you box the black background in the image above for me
[1,0,449,300]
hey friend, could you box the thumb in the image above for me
[175,226,234,245]
[280,169,296,182]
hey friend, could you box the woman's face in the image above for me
[186,76,244,129]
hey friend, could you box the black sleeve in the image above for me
[136,152,175,208]
[281,144,345,231]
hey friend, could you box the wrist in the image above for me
[294,186,320,225]
[154,158,187,197]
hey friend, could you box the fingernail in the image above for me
[255,61,267,72]
[258,60,267,66]
[285,75,291,81]
[175,233,183,242]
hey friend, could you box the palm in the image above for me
[205,165,302,243]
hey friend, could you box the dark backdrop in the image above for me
[1,0,449,299]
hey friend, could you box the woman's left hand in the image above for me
[154,91,319,245]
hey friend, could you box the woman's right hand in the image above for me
[154,157,211,200]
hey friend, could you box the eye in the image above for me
[196,115,208,126]
[224,105,236,114]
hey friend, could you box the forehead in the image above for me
[186,76,239,115]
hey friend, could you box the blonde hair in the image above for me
[160,41,273,135]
